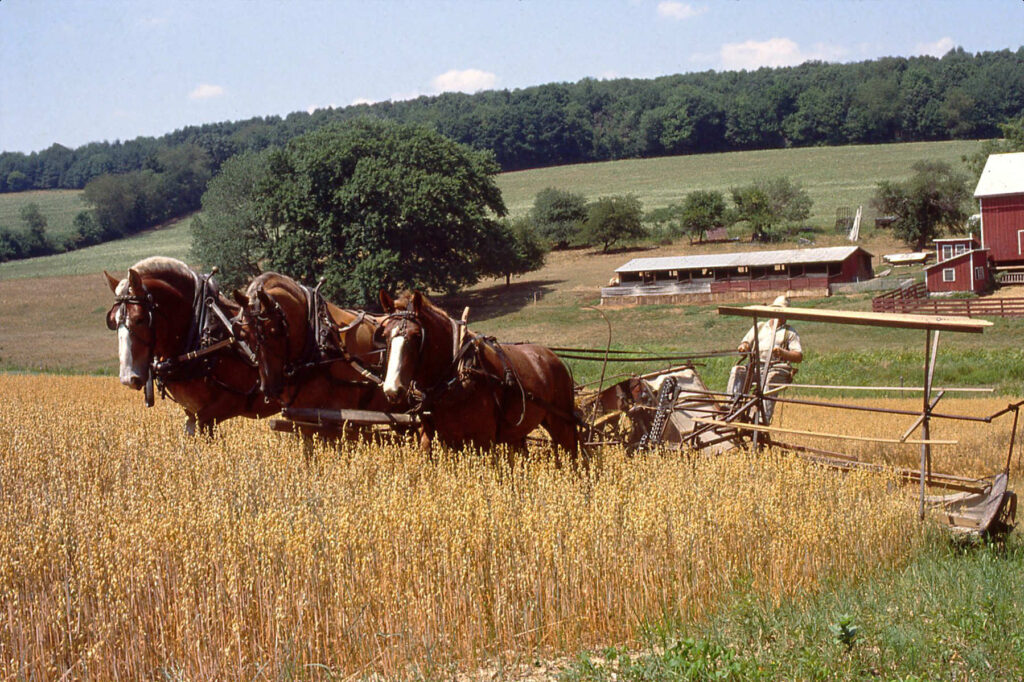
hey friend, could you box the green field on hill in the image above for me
[0,189,85,241]
[0,138,984,283]
[498,139,983,224]
[2,139,1014,383]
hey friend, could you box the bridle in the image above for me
[108,281,159,405]
[380,310,429,402]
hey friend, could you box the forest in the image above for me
[2,47,1022,192]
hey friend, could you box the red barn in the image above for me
[924,242,992,294]
[975,152,1024,272]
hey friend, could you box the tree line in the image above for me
[3,47,1022,193]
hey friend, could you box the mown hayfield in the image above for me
[0,190,85,242]
[2,374,1021,679]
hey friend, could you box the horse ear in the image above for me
[379,289,395,313]
[257,288,273,310]
[128,268,144,294]
[231,289,248,307]
[411,291,423,314]
[103,270,121,294]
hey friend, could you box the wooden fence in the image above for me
[873,282,1024,317]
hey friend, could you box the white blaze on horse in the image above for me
[104,257,279,435]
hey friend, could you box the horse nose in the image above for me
[126,374,145,390]
[383,386,402,403]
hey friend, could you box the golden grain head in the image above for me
[1,374,1017,679]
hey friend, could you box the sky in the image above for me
[1,0,1022,155]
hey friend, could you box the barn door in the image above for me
[1019,229,1024,255]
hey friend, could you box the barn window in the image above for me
[941,244,953,260]
[975,267,984,281]
[942,268,956,282]
[955,243,967,255]
[774,264,786,272]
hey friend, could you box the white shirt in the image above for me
[741,321,802,365]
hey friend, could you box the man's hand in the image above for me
[737,341,751,353]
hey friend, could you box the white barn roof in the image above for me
[974,152,1024,198]
[615,246,870,274]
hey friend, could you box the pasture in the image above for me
[0,189,85,241]
[497,139,982,224]
[4,374,1022,679]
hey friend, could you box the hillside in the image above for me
[0,189,84,241]
[4,139,1022,390]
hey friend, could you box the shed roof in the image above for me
[615,246,871,274]
[923,248,988,272]
[974,152,1024,198]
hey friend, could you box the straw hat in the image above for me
[771,295,790,307]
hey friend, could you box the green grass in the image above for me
[0,189,85,241]
[0,216,192,280]
[498,139,983,225]
[0,139,984,282]
[560,533,1024,681]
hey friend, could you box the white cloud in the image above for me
[188,83,225,100]
[349,98,375,107]
[915,37,955,58]
[657,2,706,21]
[719,38,847,70]
[430,69,498,94]
[138,15,168,28]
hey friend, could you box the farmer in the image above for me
[726,294,803,424]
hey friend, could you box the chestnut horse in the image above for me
[378,290,582,465]
[104,256,279,435]
[233,272,391,425]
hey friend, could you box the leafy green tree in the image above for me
[679,190,728,243]
[6,171,30,192]
[731,177,812,242]
[530,187,588,249]
[478,218,548,286]
[190,151,274,291]
[582,194,645,253]
[18,203,52,256]
[66,210,103,249]
[872,160,970,250]
[192,119,509,305]
[964,115,1024,181]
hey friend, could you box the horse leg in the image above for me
[542,415,583,471]
[418,424,434,458]
[184,411,197,437]
[198,419,215,438]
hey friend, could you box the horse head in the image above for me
[104,258,195,389]
[105,267,157,390]
[234,274,306,401]
[380,290,441,404]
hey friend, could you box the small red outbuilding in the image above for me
[924,236,992,294]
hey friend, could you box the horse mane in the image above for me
[124,256,198,299]
[393,290,449,322]
[245,271,307,305]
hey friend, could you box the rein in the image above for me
[384,307,529,426]
[150,270,260,395]
[254,284,385,394]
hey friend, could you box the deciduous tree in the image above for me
[192,119,517,305]
[530,187,587,249]
[872,160,970,250]
[582,194,645,253]
[731,177,812,242]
